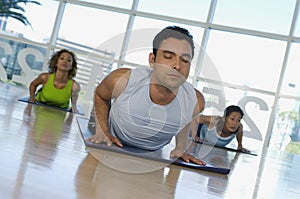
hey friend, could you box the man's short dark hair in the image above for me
[152,26,195,58]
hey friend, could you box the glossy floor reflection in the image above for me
[0,82,300,199]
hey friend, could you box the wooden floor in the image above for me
[1,81,300,199]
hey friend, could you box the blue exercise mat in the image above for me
[192,140,258,156]
[17,96,84,115]
[76,117,231,175]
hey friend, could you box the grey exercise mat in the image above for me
[18,96,84,115]
[76,117,231,175]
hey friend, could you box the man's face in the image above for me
[149,37,192,90]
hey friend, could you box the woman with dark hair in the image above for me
[192,105,250,153]
[29,49,81,113]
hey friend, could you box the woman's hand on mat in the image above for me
[237,146,250,153]
[87,130,123,147]
[71,106,79,113]
[170,149,206,165]
[28,97,36,103]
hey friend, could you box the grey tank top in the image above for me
[109,68,197,150]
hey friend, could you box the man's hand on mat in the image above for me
[193,136,203,143]
[87,131,123,147]
[170,149,206,165]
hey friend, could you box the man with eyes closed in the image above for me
[88,26,206,165]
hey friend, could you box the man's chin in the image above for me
[163,82,184,91]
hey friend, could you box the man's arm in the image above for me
[170,89,206,165]
[171,123,206,165]
[87,68,131,147]
[190,89,207,140]
[191,115,213,139]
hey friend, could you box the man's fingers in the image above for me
[102,134,113,146]
[88,134,122,148]
[189,156,206,165]
[112,137,123,147]
[181,155,190,163]
[182,154,206,166]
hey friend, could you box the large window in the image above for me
[137,0,211,22]
[213,0,296,35]
[59,4,128,49]
[281,43,300,97]
[126,17,204,66]
[206,30,286,92]
[270,98,300,152]
[1,0,300,154]
[3,0,59,43]
[80,0,133,9]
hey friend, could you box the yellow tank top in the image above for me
[35,73,73,108]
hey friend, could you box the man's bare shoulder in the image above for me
[194,88,205,112]
[110,68,131,77]
[104,68,131,85]
[99,68,132,98]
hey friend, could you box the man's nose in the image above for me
[172,56,181,70]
